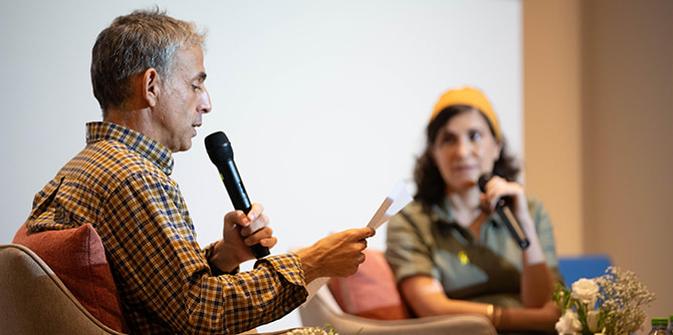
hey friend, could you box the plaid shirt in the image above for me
[26,122,308,334]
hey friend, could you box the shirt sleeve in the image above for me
[97,172,307,334]
[530,200,559,269]
[385,208,435,283]
[203,243,239,275]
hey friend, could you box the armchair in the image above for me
[0,243,125,335]
[298,249,497,335]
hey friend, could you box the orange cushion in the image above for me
[13,224,125,332]
[328,249,410,320]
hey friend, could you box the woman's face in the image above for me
[431,109,501,193]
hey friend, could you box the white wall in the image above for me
[0,0,521,330]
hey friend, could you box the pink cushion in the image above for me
[328,249,410,320]
[13,224,125,332]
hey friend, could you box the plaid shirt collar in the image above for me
[86,121,174,176]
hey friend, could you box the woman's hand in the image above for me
[480,176,532,229]
[498,301,560,331]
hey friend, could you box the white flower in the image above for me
[556,310,582,334]
[586,310,600,332]
[571,278,599,306]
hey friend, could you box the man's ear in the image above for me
[142,68,160,107]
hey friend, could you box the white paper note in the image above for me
[302,181,412,303]
[366,181,413,230]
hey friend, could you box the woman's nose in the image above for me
[455,138,471,157]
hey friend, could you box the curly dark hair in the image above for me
[414,105,520,207]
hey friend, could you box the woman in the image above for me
[385,87,560,333]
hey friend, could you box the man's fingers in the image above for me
[346,227,375,241]
[258,237,277,248]
[241,213,269,236]
[344,253,366,276]
[359,252,366,264]
[247,202,264,222]
[355,239,367,251]
[243,227,273,246]
[225,210,250,227]
[225,205,267,233]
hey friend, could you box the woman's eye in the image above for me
[468,130,482,141]
[192,84,201,91]
[437,133,456,145]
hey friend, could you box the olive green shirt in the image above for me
[385,198,559,307]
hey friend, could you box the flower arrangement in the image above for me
[553,266,655,335]
[284,325,339,335]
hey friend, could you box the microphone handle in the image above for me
[217,161,270,258]
[495,200,530,250]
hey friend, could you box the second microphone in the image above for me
[478,174,530,250]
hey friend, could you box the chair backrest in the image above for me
[11,223,125,331]
[327,249,409,320]
[0,244,125,335]
[558,254,612,286]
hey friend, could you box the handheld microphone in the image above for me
[478,174,530,250]
[205,131,270,259]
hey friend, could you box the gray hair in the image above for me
[91,8,206,113]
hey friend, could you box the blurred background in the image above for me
[0,0,670,331]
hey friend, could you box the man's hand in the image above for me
[296,227,375,283]
[209,203,276,273]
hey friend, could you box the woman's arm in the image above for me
[519,213,554,307]
[483,177,555,308]
[400,275,559,331]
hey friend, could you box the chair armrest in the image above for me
[299,287,497,335]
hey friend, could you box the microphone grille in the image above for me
[205,131,228,150]
[204,131,233,164]
[477,174,492,193]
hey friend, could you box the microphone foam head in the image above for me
[477,174,492,193]
[205,131,233,165]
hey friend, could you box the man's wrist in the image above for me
[295,245,324,283]
[207,240,239,274]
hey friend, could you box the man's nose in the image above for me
[199,87,212,114]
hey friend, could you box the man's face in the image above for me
[153,45,211,152]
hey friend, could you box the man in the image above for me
[23,9,374,334]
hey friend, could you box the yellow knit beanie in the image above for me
[430,86,502,141]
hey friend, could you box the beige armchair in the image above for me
[298,249,497,335]
[0,242,305,335]
[300,285,497,335]
[0,243,125,335]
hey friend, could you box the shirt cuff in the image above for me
[254,253,306,288]
[203,242,240,276]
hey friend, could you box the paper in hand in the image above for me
[366,181,413,230]
[302,181,412,303]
